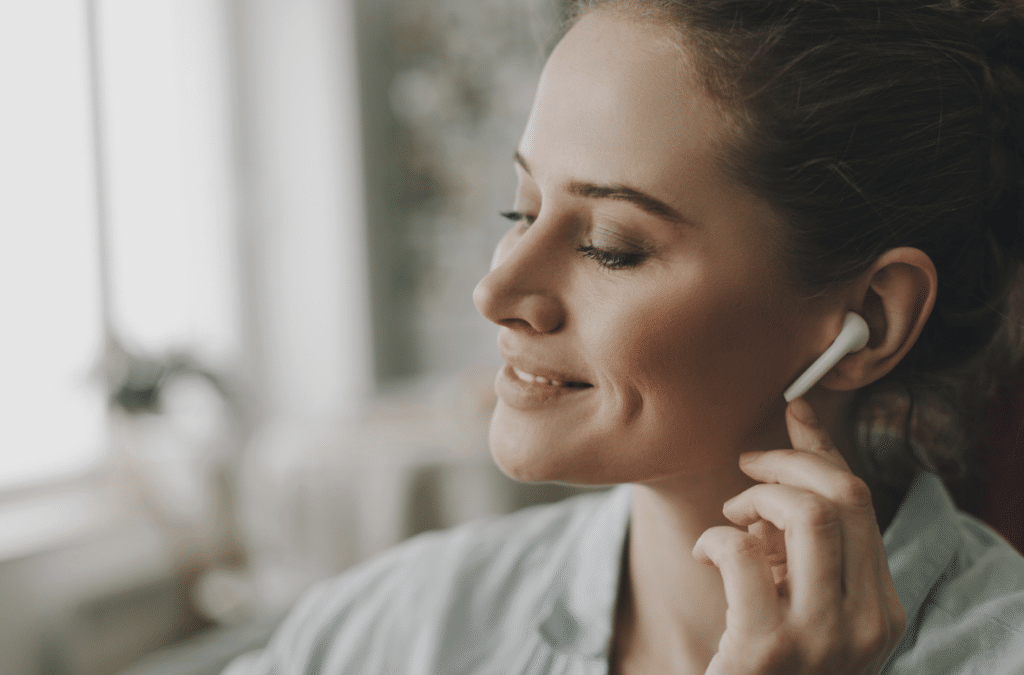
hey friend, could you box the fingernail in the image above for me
[738,450,763,465]
[789,398,818,426]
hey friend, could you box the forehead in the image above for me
[519,12,725,199]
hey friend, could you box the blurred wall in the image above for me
[0,2,579,674]
[230,0,373,422]
[222,0,585,625]
[355,0,565,382]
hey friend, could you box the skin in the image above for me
[473,11,932,675]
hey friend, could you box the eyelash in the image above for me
[499,210,535,227]
[499,210,645,270]
[576,244,644,270]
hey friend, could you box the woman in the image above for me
[226,1,1024,673]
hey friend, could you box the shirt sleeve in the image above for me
[217,488,625,675]
[219,530,450,675]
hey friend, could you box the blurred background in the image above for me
[0,1,587,673]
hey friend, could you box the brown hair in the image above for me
[569,0,1024,509]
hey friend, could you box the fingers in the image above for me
[693,526,784,632]
[698,397,904,672]
[739,398,871,509]
[726,398,887,619]
[738,450,872,509]
[723,482,845,613]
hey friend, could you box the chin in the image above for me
[487,404,638,486]
[489,446,546,484]
[487,405,592,484]
[488,399,754,488]
[488,409,555,483]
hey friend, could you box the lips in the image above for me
[495,335,594,408]
[495,360,594,410]
[511,367,591,388]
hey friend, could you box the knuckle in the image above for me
[721,531,763,559]
[755,632,799,671]
[791,616,838,667]
[702,527,764,563]
[853,616,888,655]
[890,602,908,647]
[845,602,901,661]
[831,473,873,508]
[795,495,839,531]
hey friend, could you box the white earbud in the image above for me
[783,312,870,402]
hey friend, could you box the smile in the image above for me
[496,364,594,410]
[512,368,590,388]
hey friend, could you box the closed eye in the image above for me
[500,210,536,226]
[576,244,645,270]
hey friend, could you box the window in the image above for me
[98,0,240,364]
[0,1,106,490]
[0,0,241,491]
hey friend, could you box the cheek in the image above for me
[598,278,797,448]
[623,299,742,407]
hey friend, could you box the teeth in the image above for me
[514,368,566,387]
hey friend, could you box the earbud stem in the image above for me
[783,312,870,402]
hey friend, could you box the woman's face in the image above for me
[473,11,828,485]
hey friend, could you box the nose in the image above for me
[473,224,566,334]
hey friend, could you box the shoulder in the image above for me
[911,513,1024,673]
[227,486,630,675]
[883,475,1024,674]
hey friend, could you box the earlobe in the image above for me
[819,247,937,391]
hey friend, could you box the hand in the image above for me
[692,398,905,675]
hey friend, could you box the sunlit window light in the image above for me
[0,0,107,489]
[98,0,240,365]
[0,0,240,491]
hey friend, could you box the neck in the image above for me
[612,464,756,674]
[612,391,856,674]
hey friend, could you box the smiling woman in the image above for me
[224,1,1024,674]
[475,18,819,487]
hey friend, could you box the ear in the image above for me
[819,247,937,391]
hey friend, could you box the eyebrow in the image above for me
[514,151,689,226]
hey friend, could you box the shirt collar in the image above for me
[537,484,633,658]
[535,472,960,661]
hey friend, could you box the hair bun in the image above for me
[971,3,1024,258]
[974,3,1024,61]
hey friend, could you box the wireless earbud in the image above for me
[783,312,870,402]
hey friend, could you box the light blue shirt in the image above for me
[224,473,1024,674]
